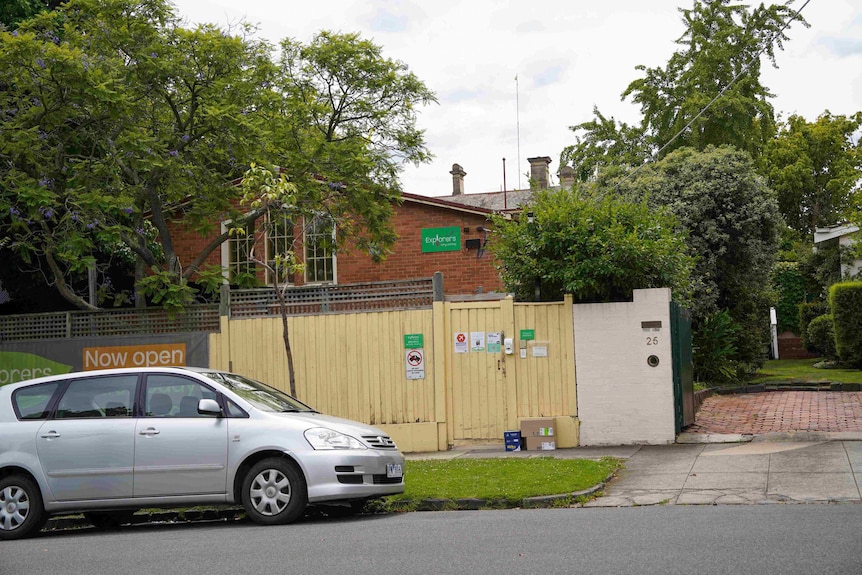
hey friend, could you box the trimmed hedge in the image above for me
[807,314,836,359]
[799,301,828,352]
[829,282,862,367]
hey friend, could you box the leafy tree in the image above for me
[0,0,434,312]
[761,112,862,235]
[0,0,61,29]
[488,188,693,304]
[1,0,276,310]
[621,146,782,372]
[560,107,651,183]
[626,0,803,158]
[562,0,806,179]
[271,30,435,259]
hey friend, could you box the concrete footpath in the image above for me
[408,433,862,506]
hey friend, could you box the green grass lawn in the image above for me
[388,457,618,503]
[750,359,862,384]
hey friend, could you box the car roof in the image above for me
[0,366,210,393]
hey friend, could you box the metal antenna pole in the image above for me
[515,74,521,190]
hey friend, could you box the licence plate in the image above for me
[386,463,403,479]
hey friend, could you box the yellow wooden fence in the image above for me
[209,296,578,452]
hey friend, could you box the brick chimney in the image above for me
[527,156,552,189]
[450,163,466,195]
[559,165,575,189]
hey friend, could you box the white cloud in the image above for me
[171,0,862,197]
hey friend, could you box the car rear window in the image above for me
[12,382,62,420]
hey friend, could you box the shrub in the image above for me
[806,315,836,359]
[489,188,693,303]
[693,310,739,384]
[772,262,806,334]
[829,282,862,367]
[799,301,828,352]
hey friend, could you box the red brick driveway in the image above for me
[687,391,862,434]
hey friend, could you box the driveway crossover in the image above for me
[585,440,862,506]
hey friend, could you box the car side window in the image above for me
[12,382,62,420]
[225,399,248,418]
[56,376,138,419]
[144,375,219,418]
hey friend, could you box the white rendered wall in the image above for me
[573,288,676,445]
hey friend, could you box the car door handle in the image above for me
[139,428,160,436]
[40,431,61,439]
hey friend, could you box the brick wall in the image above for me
[334,202,503,295]
[166,199,504,296]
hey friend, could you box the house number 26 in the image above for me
[646,336,658,346]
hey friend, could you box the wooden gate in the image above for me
[445,300,515,442]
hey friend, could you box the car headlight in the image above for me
[304,427,367,450]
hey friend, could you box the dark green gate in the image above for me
[670,302,694,433]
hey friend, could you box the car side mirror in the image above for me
[198,398,222,416]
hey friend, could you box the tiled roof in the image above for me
[432,188,541,212]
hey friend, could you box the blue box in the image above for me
[504,430,521,451]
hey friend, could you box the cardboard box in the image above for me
[524,436,556,451]
[520,418,555,438]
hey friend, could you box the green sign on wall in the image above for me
[421,226,461,253]
[404,334,424,349]
[520,329,535,341]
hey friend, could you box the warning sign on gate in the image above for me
[405,348,425,380]
[454,332,468,354]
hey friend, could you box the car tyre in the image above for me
[84,510,137,530]
[241,458,307,525]
[0,475,47,541]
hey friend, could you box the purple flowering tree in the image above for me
[0,0,278,310]
[1,1,434,315]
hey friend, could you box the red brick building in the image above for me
[168,156,561,296]
[169,192,508,296]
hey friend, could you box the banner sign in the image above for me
[421,227,461,253]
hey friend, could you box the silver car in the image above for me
[0,367,405,540]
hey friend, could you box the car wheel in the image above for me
[241,458,307,526]
[0,475,46,541]
[84,510,137,530]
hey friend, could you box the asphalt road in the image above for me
[2,506,861,575]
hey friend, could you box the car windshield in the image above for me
[199,371,316,413]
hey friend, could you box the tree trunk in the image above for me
[273,283,297,397]
[44,250,100,311]
[134,257,147,308]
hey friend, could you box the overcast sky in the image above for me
[170,0,862,197]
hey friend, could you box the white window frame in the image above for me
[303,215,337,285]
[220,220,256,283]
[265,213,295,286]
